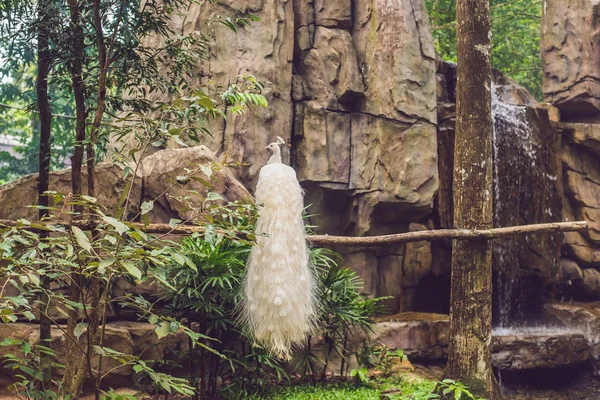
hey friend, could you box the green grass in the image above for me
[247,376,438,400]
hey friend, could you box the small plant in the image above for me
[372,346,406,377]
[382,378,485,400]
[435,379,486,400]
[349,366,370,386]
[0,338,62,399]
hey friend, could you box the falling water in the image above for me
[491,86,561,328]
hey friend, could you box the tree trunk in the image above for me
[36,0,53,386]
[443,0,501,398]
[67,0,87,211]
[63,1,90,397]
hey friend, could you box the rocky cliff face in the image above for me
[542,0,600,302]
[144,0,440,313]
[541,0,600,120]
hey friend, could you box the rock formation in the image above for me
[541,0,600,120]
[0,146,250,223]
[137,0,440,313]
[542,0,600,301]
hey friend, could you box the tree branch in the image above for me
[0,220,587,246]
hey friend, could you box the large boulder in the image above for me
[0,163,141,221]
[140,146,251,223]
[0,146,250,224]
[492,331,590,370]
[541,0,600,119]
[545,302,600,373]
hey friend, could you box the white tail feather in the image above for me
[241,162,317,359]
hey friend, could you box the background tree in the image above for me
[444,0,501,398]
[426,0,542,99]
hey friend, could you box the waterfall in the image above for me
[491,85,560,328]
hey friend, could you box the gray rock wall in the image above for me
[541,0,600,120]
[542,0,600,302]
[145,0,441,313]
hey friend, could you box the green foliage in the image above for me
[0,0,267,183]
[244,376,483,400]
[0,64,74,183]
[434,379,486,400]
[292,248,386,383]
[0,338,63,399]
[251,382,382,400]
[350,367,371,386]
[426,0,543,99]
[156,230,384,398]
[0,195,219,396]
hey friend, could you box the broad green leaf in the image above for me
[72,226,92,252]
[173,253,186,265]
[98,258,117,275]
[27,274,40,286]
[22,311,35,321]
[122,261,142,281]
[141,201,154,215]
[206,192,223,202]
[183,256,198,272]
[169,218,182,229]
[102,216,128,235]
[74,322,88,340]
[200,165,213,178]
[155,322,170,339]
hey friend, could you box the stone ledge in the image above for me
[556,122,600,154]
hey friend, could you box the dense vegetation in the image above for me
[426,0,543,99]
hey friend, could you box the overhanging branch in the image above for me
[0,219,587,247]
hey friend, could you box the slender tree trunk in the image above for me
[67,0,87,210]
[64,1,89,397]
[36,0,53,386]
[86,0,107,197]
[443,0,501,398]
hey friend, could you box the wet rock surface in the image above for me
[491,329,590,370]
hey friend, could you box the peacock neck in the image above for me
[267,148,282,164]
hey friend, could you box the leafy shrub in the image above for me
[156,230,385,397]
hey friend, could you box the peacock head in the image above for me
[265,137,286,164]
[265,136,286,153]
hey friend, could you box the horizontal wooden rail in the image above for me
[0,219,587,247]
[309,221,588,247]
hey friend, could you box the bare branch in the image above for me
[0,220,588,246]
